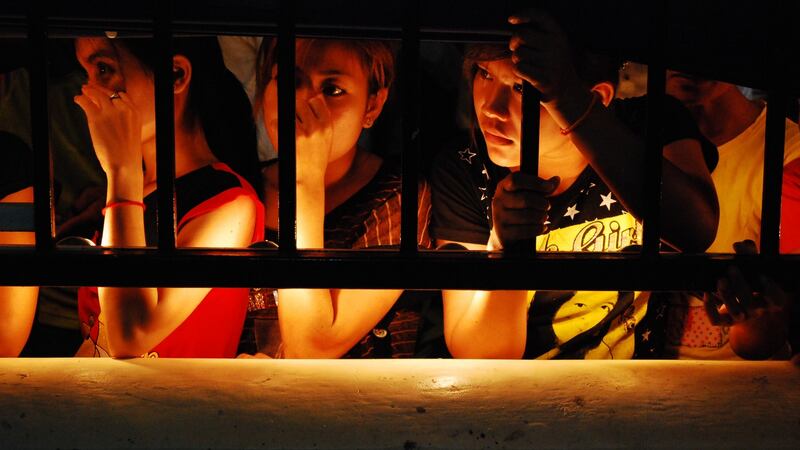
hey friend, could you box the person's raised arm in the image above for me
[277,93,401,358]
[509,10,719,252]
[75,85,257,357]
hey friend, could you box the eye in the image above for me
[98,62,112,75]
[95,61,115,81]
[513,82,524,94]
[574,303,586,308]
[477,66,492,81]
[321,83,345,97]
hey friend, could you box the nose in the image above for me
[481,85,510,122]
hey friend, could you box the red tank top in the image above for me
[78,163,264,358]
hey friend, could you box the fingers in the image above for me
[733,239,758,255]
[509,30,546,53]
[295,95,331,135]
[508,9,561,34]
[499,172,560,194]
[307,95,331,123]
[80,84,114,109]
[497,189,550,211]
[716,276,747,322]
[492,173,555,244]
[494,207,548,227]
[726,266,755,314]
[495,223,548,242]
[704,292,734,327]
[74,94,100,117]
[74,85,133,120]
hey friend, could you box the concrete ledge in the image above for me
[0,359,798,449]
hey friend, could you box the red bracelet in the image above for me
[560,92,600,136]
[102,200,145,216]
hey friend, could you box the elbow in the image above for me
[446,335,525,359]
[0,323,34,357]
[281,333,348,359]
[0,340,27,357]
[106,329,150,359]
[665,192,719,253]
[694,193,721,252]
[679,215,718,253]
[282,343,342,359]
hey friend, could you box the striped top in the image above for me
[324,157,431,250]
[244,157,432,358]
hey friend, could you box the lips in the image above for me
[483,129,514,146]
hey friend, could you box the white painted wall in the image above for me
[0,359,798,449]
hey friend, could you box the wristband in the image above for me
[102,200,145,216]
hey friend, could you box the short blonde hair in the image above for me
[254,38,395,115]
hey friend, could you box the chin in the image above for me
[486,146,519,168]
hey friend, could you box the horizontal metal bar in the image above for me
[0,204,34,232]
[0,247,798,291]
[3,1,796,92]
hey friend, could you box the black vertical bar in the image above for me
[761,93,786,255]
[154,0,176,251]
[399,0,420,253]
[519,84,540,177]
[642,0,666,256]
[278,0,297,253]
[505,82,541,255]
[760,3,788,256]
[27,0,54,251]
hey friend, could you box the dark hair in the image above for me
[253,38,396,116]
[112,37,262,196]
[462,43,623,159]
[463,43,622,90]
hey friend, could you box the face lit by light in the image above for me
[471,59,566,169]
[262,40,376,164]
[75,38,156,144]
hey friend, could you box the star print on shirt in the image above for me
[564,204,580,220]
[459,147,477,164]
[481,166,490,180]
[478,186,488,201]
[599,192,617,211]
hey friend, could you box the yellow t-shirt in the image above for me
[708,107,800,253]
[527,213,649,360]
[671,106,800,360]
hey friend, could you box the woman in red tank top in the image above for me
[73,37,263,358]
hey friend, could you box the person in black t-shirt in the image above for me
[430,10,719,359]
[0,132,38,356]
